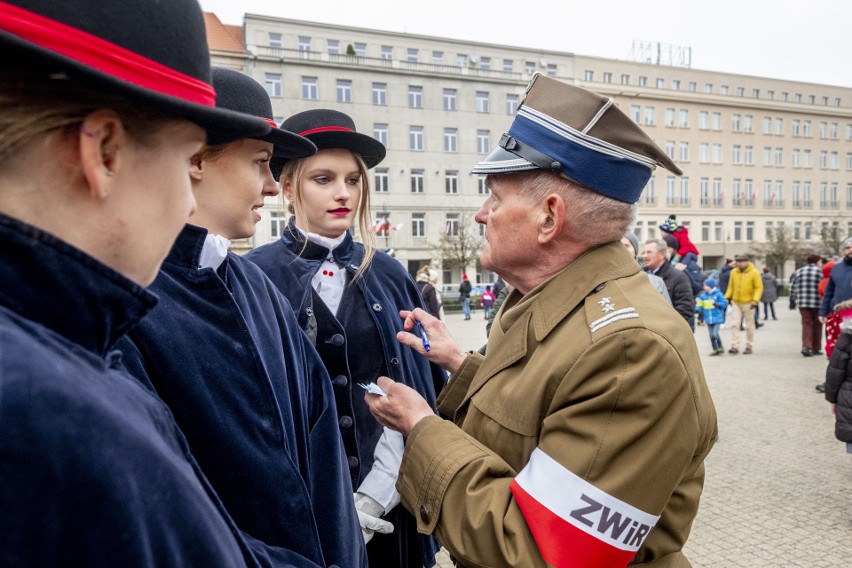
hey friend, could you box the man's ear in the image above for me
[538,193,565,244]
[78,110,127,199]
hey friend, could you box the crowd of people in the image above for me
[11,0,852,566]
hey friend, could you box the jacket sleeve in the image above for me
[671,275,695,322]
[751,272,764,304]
[820,276,835,316]
[397,331,713,568]
[825,334,851,403]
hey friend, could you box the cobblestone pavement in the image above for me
[428,307,851,567]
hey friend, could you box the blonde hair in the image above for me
[279,150,376,282]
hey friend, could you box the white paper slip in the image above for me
[358,382,388,396]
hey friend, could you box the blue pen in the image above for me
[415,321,431,352]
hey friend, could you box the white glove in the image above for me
[354,492,394,544]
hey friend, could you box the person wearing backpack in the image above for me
[480,285,496,320]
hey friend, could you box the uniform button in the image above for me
[419,504,430,524]
[390,357,400,368]
[332,374,348,387]
[339,415,353,428]
[329,333,345,347]
[372,303,383,312]
[347,456,359,469]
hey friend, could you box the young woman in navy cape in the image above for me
[246,109,445,568]
[0,2,322,567]
[116,69,365,568]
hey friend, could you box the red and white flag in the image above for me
[510,448,659,568]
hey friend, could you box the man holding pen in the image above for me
[365,74,717,568]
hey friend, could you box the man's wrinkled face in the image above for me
[843,242,852,261]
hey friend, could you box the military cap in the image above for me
[472,73,682,203]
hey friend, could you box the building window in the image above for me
[298,36,311,52]
[830,122,838,139]
[804,181,813,207]
[525,61,536,75]
[665,141,675,159]
[409,126,424,151]
[688,81,697,92]
[744,180,754,206]
[819,121,828,139]
[407,48,418,62]
[584,70,594,81]
[264,73,281,97]
[644,176,655,205]
[679,142,689,162]
[476,91,490,113]
[373,123,388,146]
[713,178,723,206]
[506,94,519,115]
[763,116,772,134]
[665,108,675,127]
[503,59,513,72]
[699,111,708,129]
[603,72,612,83]
[732,179,742,206]
[744,145,753,165]
[736,86,744,97]
[301,76,318,100]
[774,118,783,135]
[712,143,722,164]
[700,178,709,206]
[326,39,339,55]
[456,54,468,67]
[803,149,812,167]
[443,88,457,111]
[432,51,444,64]
[380,45,393,60]
[372,83,387,105]
[353,43,366,57]
[546,64,557,77]
[268,33,282,48]
[374,168,389,193]
[679,177,689,205]
[792,119,800,136]
[336,79,352,103]
[711,112,721,130]
[445,214,459,237]
[478,177,490,194]
[644,106,655,125]
[731,113,741,131]
[746,221,755,241]
[732,145,741,164]
[744,113,753,132]
[443,128,458,152]
[410,169,424,193]
[621,74,630,85]
[734,221,742,241]
[679,109,689,127]
[445,171,459,194]
[480,56,491,70]
[672,79,681,90]
[704,83,713,93]
[408,85,423,108]
[699,143,709,163]
[411,213,425,237]
[803,120,812,136]
[701,220,711,241]
[763,147,772,166]
[666,176,676,206]
[477,130,490,154]
[639,76,648,87]
[776,181,784,206]
[270,211,286,238]
[630,105,641,123]
[656,78,665,89]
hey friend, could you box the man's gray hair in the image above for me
[515,171,635,246]
[645,238,671,260]
[842,236,852,248]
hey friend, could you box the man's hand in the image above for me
[397,308,467,374]
[819,316,827,324]
[365,376,434,437]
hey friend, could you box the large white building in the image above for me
[205,12,851,282]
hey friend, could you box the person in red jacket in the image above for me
[659,215,700,258]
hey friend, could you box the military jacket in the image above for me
[398,241,718,568]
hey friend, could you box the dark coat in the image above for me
[246,220,445,567]
[118,225,364,568]
[821,258,852,317]
[0,215,258,568]
[719,264,734,294]
[650,260,696,328]
[416,279,441,319]
[825,320,852,443]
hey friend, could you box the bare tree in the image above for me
[430,213,483,277]
[815,214,847,258]
[749,224,808,279]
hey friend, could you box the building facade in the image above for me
[205,12,852,281]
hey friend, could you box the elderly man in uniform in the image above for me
[365,74,717,568]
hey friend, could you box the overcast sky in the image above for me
[198,0,851,88]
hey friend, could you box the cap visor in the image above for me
[470,146,540,175]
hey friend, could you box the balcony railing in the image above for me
[254,47,526,82]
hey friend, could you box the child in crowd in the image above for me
[696,278,728,355]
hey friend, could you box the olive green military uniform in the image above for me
[397,241,717,567]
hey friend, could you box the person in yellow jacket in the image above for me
[724,254,764,354]
[364,74,717,568]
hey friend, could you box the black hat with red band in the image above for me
[281,109,386,168]
[0,0,270,143]
[210,68,316,157]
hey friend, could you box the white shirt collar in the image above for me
[198,233,231,271]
